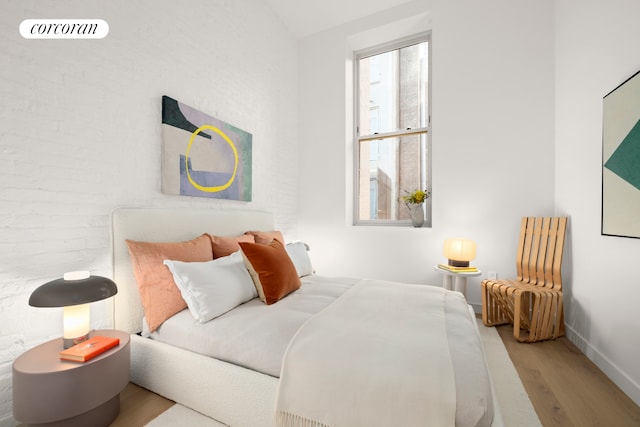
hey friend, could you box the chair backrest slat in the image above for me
[528,217,544,284]
[551,217,567,290]
[516,216,567,289]
[515,217,530,282]
[542,217,558,286]
[535,217,552,285]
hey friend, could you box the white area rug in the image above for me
[476,319,542,427]
[145,319,540,427]
[145,403,226,426]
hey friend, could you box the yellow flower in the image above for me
[400,189,430,205]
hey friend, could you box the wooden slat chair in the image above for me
[481,217,568,342]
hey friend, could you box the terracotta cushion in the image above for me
[244,230,285,245]
[208,233,255,259]
[126,234,213,332]
[239,239,301,305]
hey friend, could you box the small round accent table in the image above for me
[434,265,482,299]
[13,329,130,427]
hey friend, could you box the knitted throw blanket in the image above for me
[275,279,456,427]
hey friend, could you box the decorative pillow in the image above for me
[239,239,301,305]
[163,251,257,323]
[244,230,285,245]
[208,233,255,259]
[286,242,314,277]
[126,234,213,332]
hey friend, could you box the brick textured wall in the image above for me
[0,1,299,424]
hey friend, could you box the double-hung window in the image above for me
[354,33,430,226]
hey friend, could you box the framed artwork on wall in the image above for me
[161,95,252,201]
[602,69,640,239]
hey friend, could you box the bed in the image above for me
[111,207,499,426]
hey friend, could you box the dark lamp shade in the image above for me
[29,275,118,308]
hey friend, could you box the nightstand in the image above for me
[13,329,130,427]
[434,265,481,299]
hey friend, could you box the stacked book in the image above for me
[437,264,479,273]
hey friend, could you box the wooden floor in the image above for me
[111,326,640,426]
[110,382,174,427]
[496,324,640,427]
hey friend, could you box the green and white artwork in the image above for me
[161,95,252,201]
[602,70,640,238]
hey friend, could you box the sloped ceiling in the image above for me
[264,0,414,38]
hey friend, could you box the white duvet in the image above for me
[147,275,357,377]
[148,275,493,427]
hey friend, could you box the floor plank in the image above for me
[110,383,174,427]
[497,324,640,427]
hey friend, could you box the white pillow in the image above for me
[285,241,314,277]
[163,251,257,323]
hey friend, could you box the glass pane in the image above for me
[358,133,427,221]
[358,41,428,136]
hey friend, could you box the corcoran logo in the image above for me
[19,19,109,39]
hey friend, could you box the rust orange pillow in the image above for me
[239,239,300,305]
[207,233,255,259]
[244,230,285,245]
[126,234,213,332]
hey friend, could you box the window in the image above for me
[354,33,430,226]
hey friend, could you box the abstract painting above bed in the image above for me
[161,95,252,201]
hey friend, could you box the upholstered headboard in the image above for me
[111,207,275,334]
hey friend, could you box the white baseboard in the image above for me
[565,324,640,407]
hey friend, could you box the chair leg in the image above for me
[542,290,556,339]
[481,281,491,326]
[513,290,523,341]
[514,289,564,342]
[537,291,554,341]
[545,291,564,340]
[555,293,565,338]
[482,281,509,327]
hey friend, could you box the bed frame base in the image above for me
[131,334,277,426]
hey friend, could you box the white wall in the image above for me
[0,1,298,424]
[297,0,555,301]
[555,0,640,406]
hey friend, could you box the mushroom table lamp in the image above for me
[29,271,118,348]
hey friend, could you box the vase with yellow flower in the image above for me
[400,189,430,227]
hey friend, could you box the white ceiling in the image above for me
[264,0,414,38]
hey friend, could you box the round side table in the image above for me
[434,265,481,298]
[13,329,130,427]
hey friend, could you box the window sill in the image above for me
[353,220,432,228]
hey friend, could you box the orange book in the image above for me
[59,335,120,362]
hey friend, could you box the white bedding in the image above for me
[148,275,493,427]
[147,275,357,377]
[112,208,496,427]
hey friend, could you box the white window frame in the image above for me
[353,32,432,227]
